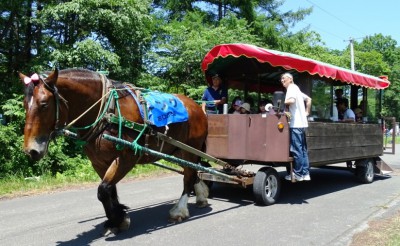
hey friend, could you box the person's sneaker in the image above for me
[303,174,311,181]
[285,173,303,182]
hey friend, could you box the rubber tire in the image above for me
[355,158,375,184]
[253,167,281,206]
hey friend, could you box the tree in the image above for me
[38,0,153,80]
[356,35,400,120]
[147,11,261,98]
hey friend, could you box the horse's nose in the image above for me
[27,149,42,161]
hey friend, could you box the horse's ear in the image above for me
[18,72,29,84]
[45,68,59,86]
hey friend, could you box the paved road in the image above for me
[1,146,399,246]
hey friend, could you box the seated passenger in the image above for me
[335,88,349,120]
[240,102,251,114]
[229,98,242,114]
[337,99,355,122]
[259,99,274,115]
[354,108,363,123]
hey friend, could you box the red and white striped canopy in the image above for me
[201,43,390,89]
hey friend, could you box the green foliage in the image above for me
[0,125,30,177]
[2,94,26,129]
[36,0,153,78]
[34,137,87,176]
[355,34,400,120]
[50,39,120,71]
[149,11,261,98]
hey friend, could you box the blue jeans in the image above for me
[289,128,310,176]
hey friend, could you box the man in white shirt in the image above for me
[281,73,312,182]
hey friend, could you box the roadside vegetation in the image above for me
[0,158,178,199]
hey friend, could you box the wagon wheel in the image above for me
[355,158,375,184]
[253,167,281,206]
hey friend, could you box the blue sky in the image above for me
[281,0,399,50]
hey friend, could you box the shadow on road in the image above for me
[55,167,392,245]
[277,167,391,205]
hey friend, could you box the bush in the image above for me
[0,125,31,177]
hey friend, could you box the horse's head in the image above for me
[19,69,65,161]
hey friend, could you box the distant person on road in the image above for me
[281,73,312,182]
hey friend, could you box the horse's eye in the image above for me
[39,102,48,110]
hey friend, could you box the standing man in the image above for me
[202,74,227,114]
[281,73,312,182]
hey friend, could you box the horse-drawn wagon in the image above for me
[198,43,393,205]
[19,43,393,234]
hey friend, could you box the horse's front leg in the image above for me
[97,157,133,235]
[98,182,130,235]
[169,165,209,222]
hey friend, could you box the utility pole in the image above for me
[349,37,355,71]
[348,37,359,110]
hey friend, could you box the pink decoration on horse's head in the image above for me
[23,73,40,85]
[24,77,32,85]
[31,73,39,81]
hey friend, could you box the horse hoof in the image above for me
[102,226,122,236]
[168,216,184,223]
[102,227,114,236]
[119,215,131,231]
[102,215,131,236]
[196,201,209,208]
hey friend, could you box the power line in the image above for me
[305,0,367,36]
[304,22,345,40]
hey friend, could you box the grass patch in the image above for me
[383,136,400,145]
[0,160,180,200]
[351,210,400,246]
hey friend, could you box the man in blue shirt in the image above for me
[201,74,227,114]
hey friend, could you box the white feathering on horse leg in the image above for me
[169,194,189,222]
[194,180,209,207]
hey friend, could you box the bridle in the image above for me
[37,75,69,141]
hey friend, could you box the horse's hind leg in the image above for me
[169,152,209,222]
[97,157,133,235]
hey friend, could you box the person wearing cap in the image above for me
[232,99,242,114]
[281,72,312,182]
[201,74,227,114]
[228,96,242,114]
[240,102,251,114]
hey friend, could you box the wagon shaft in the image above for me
[102,134,247,186]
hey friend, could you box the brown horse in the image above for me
[19,68,209,234]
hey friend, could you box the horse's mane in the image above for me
[58,68,99,81]
[25,68,132,98]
